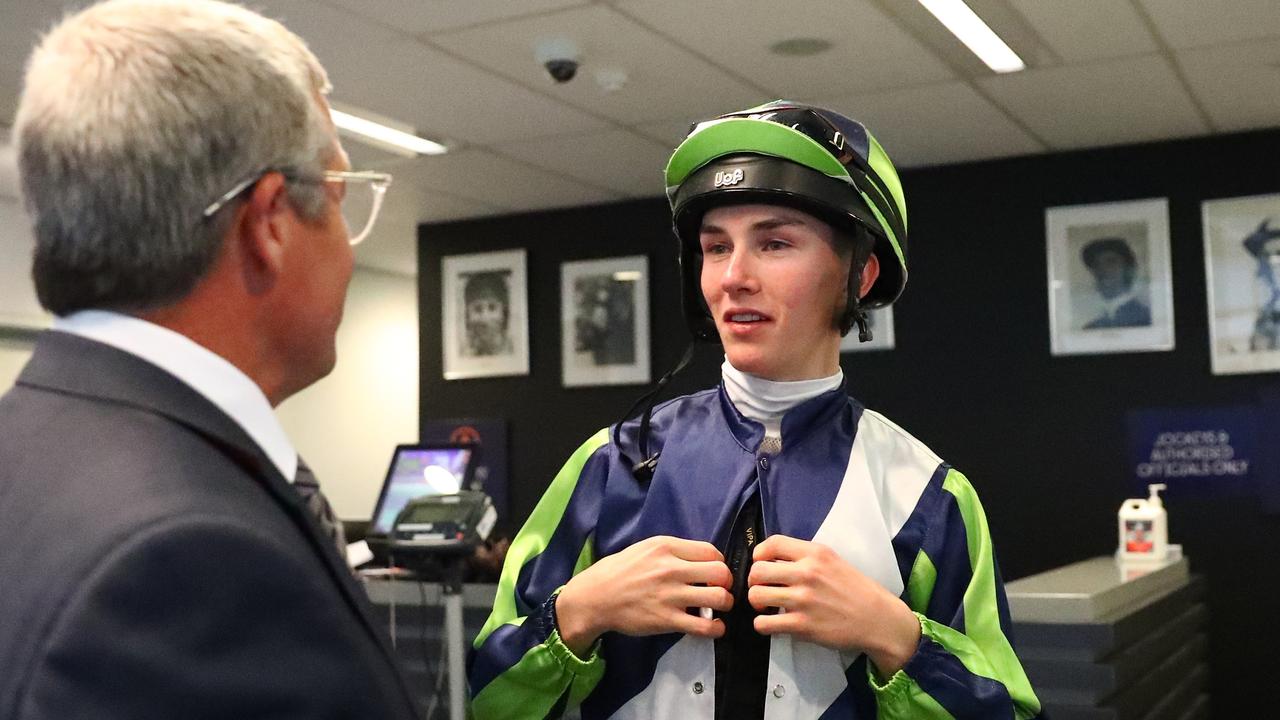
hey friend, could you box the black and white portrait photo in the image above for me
[574,275,635,365]
[1203,193,1280,375]
[1047,199,1174,356]
[442,250,529,379]
[561,256,650,387]
[1077,233,1152,330]
[461,270,513,357]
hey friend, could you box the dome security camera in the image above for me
[544,58,579,83]
[534,38,580,84]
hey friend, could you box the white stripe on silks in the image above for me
[611,635,716,720]
[763,410,938,720]
[858,410,943,537]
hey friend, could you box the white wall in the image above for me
[0,140,42,390]
[0,333,35,391]
[276,267,419,520]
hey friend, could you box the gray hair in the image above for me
[14,0,336,315]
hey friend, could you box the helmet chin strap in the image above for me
[613,342,697,483]
[853,301,872,343]
[841,255,874,343]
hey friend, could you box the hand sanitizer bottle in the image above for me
[1118,484,1168,562]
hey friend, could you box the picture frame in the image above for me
[441,249,529,380]
[1045,198,1174,356]
[1202,193,1280,375]
[561,255,650,387]
[839,306,895,352]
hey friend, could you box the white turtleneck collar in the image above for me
[721,358,843,443]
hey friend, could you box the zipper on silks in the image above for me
[713,470,772,720]
[723,484,760,610]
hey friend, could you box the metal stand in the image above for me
[389,550,475,720]
[442,568,466,720]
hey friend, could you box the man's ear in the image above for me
[858,252,881,299]
[234,171,290,292]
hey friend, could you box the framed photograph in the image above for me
[1202,193,1280,375]
[1046,198,1174,356]
[561,255,650,387]
[441,249,529,380]
[840,306,895,352]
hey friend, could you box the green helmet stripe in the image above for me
[866,133,907,233]
[853,166,907,271]
[665,118,849,191]
[858,189,906,271]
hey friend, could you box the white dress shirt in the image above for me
[54,309,298,481]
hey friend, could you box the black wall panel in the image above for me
[419,128,1280,716]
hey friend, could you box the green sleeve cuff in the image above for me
[546,628,604,675]
[866,612,927,711]
[867,661,914,698]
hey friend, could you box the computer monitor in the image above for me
[366,443,477,564]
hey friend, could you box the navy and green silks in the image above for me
[467,384,1042,720]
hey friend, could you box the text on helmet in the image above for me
[714,168,745,188]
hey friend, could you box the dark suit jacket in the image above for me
[0,331,420,719]
[1084,298,1152,329]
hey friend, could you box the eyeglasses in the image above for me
[323,170,392,246]
[202,168,393,246]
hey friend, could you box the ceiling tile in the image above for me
[633,118,699,148]
[0,2,72,82]
[1139,0,1280,49]
[493,129,671,196]
[354,210,418,276]
[413,191,506,223]
[259,0,609,145]
[341,138,416,168]
[355,189,506,274]
[320,0,590,36]
[0,2,96,128]
[1177,38,1280,133]
[614,0,955,98]
[812,82,1046,168]
[1008,0,1158,62]
[389,148,623,213]
[978,54,1208,149]
[430,4,765,125]
[376,164,508,220]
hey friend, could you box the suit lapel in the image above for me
[17,331,416,702]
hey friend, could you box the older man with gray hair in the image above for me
[0,1,414,718]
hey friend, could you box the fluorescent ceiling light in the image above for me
[330,108,447,157]
[917,0,1025,74]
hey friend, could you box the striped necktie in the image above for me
[293,458,347,562]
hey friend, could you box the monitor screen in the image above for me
[370,445,474,535]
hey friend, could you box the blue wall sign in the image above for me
[1126,406,1257,498]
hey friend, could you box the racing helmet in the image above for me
[665,100,909,342]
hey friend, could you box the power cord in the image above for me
[382,565,447,718]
